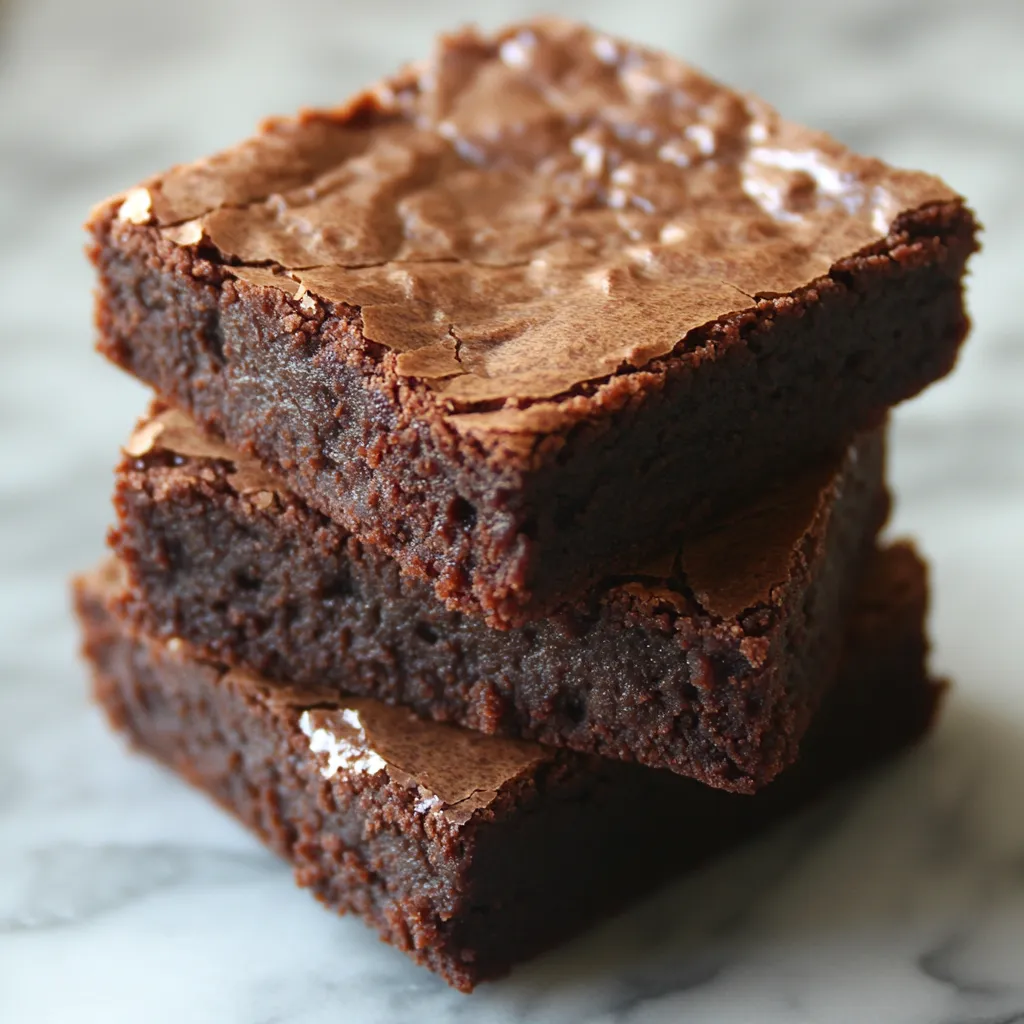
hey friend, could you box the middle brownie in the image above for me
[111,407,888,792]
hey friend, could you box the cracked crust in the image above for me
[99,20,959,415]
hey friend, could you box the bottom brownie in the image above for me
[74,545,942,992]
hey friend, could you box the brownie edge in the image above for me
[111,407,889,791]
[74,544,942,991]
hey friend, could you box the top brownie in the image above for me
[88,18,978,627]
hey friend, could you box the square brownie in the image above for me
[75,545,942,991]
[87,19,978,627]
[110,406,888,791]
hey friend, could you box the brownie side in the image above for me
[110,408,887,791]
[76,572,472,986]
[90,198,976,627]
[74,545,941,991]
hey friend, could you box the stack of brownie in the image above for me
[74,19,978,991]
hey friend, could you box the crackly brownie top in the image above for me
[107,19,956,434]
[126,407,876,619]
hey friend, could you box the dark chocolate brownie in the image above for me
[110,406,888,792]
[75,545,942,992]
[86,19,979,627]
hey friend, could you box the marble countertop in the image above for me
[1,0,1022,1020]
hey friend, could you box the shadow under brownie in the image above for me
[111,407,888,791]
[86,19,978,628]
[75,544,942,992]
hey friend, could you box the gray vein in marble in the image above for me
[921,932,1010,1000]
[944,1013,1024,1024]
[0,842,280,934]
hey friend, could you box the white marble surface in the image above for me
[1,0,1022,1020]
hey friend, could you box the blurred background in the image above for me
[1,1,1022,1021]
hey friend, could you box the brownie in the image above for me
[75,545,942,992]
[86,19,979,627]
[110,406,888,792]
